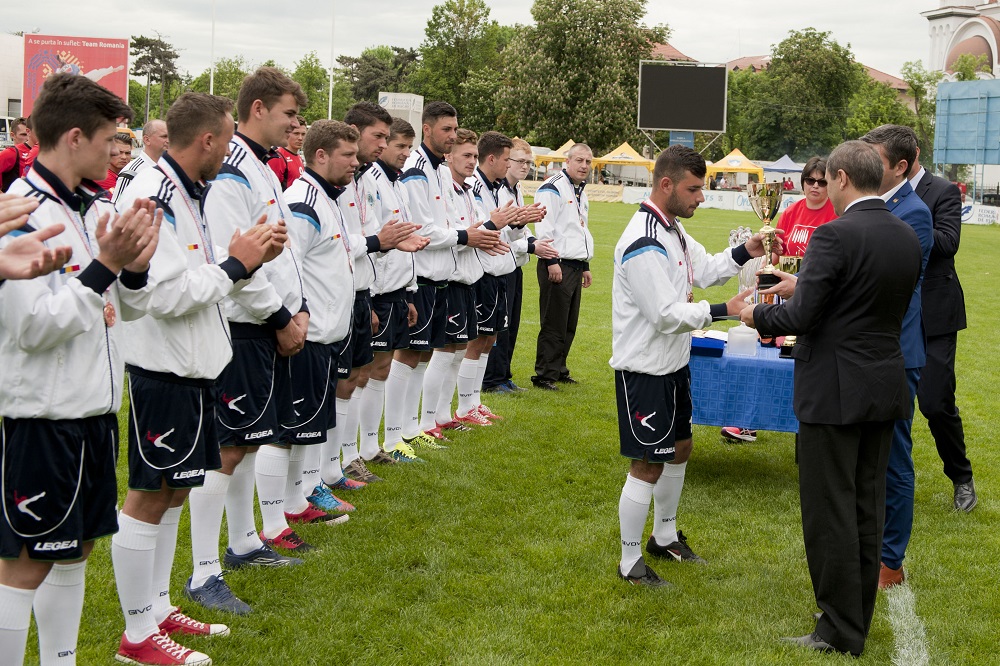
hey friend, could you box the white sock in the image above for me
[226,451,264,556]
[151,506,181,625]
[34,561,86,666]
[189,470,229,588]
[342,390,362,464]
[112,513,160,644]
[0,583,36,666]
[285,445,310,515]
[651,462,686,546]
[383,360,411,451]
[419,352,452,431]
[302,444,322,495]
[475,352,490,408]
[255,446,290,539]
[321,399,350,484]
[434,350,464,425]
[358,378,385,460]
[456,357,480,417]
[402,361,427,439]
[619,474,655,574]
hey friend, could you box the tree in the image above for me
[845,78,915,139]
[460,68,503,135]
[189,56,252,105]
[409,0,511,116]
[497,0,667,152]
[337,46,418,103]
[951,53,991,81]
[901,60,943,165]
[130,34,180,122]
[292,51,355,122]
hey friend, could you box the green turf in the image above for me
[27,202,998,665]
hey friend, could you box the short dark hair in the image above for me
[389,117,415,141]
[295,114,306,126]
[115,132,134,147]
[303,120,359,167]
[344,101,393,132]
[653,145,706,184]
[32,74,133,151]
[166,93,234,150]
[422,101,457,127]
[454,128,478,147]
[236,67,308,123]
[800,156,827,187]
[826,140,883,194]
[11,117,27,135]
[860,124,918,173]
[477,131,513,162]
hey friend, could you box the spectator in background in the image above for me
[268,114,306,189]
[95,132,135,192]
[0,118,32,192]
[19,117,38,177]
[112,119,169,205]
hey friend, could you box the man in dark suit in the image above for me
[907,149,977,511]
[741,140,921,657]
[861,125,933,590]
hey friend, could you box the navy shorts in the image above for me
[286,341,337,444]
[475,274,508,336]
[409,280,448,351]
[126,367,223,490]
[216,327,295,447]
[0,414,119,561]
[372,288,411,353]
[615,367,693,463]
[445,281,478,344]
[336,291,375,377]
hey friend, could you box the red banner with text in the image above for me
[22,34,129,116]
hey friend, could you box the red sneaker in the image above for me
[476,404,502,420]
[455,409,492,426]
[159,608,229,637]
[284,505,333,524]
[259,528,315,553]
[116,631,211,665]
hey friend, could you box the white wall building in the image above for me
[0,34,25,117]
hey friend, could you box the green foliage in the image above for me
[189,56,252,105]
[337,46,418,103]
[951,53,991,81]
[498,0,668,152]
[289,51,354,123]
[459,67,503,135]
[409,0,511,118]
[845,78,916,139]
[901,60,943,166]
[130,34,181,124]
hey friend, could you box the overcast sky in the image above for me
[17,1,933,79]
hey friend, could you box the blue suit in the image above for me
[882,180,933,570]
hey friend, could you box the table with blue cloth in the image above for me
[689,343,798,432]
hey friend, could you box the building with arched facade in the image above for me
[923,1,1000,78]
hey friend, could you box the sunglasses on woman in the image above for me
[803,177,828,187]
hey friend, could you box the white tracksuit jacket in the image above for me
[369,160,417,296]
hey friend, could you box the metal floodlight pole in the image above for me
[210,0,216,94]
[328,0,336,119]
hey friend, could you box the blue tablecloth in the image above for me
[689,343,798,432]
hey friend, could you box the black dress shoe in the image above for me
[954,479,977,512]
[530,376,559,391]
[557,375,578,384]
[780,632,840,654]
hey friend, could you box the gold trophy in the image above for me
[745,182,783,305]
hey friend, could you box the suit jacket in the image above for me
[884,181,933,369]
[914,171,967,335]
[754,198,922,425]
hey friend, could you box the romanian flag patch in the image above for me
[60,264,81,275]
[187,244,200,251]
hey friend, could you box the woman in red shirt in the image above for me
[775,156,837,257]
[721,156,837,443]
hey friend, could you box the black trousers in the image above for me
[534,261,582,382]
[798,420,893,657]
[484,266,522,388]
[917,332,973,484]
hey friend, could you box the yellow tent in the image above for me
[705,148,764,183]
[592,142,655,172]
[534,139,576,168]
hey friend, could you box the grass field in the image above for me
[27,202,999,665]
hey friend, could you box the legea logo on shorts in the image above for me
[173,469,205,480]
[34,540,78,552]
[411,339,428,345]
[246,429,274,440]
[653,447,675,455]
[297,431,323,439]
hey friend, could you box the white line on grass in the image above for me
[886,583,930,666]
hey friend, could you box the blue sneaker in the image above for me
[307,484,356,513]
[184,573,252,615]
[482,383,512,394]
[504,380,528,392]
[222,544,303,570]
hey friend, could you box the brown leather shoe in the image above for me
[878,562,905,590]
